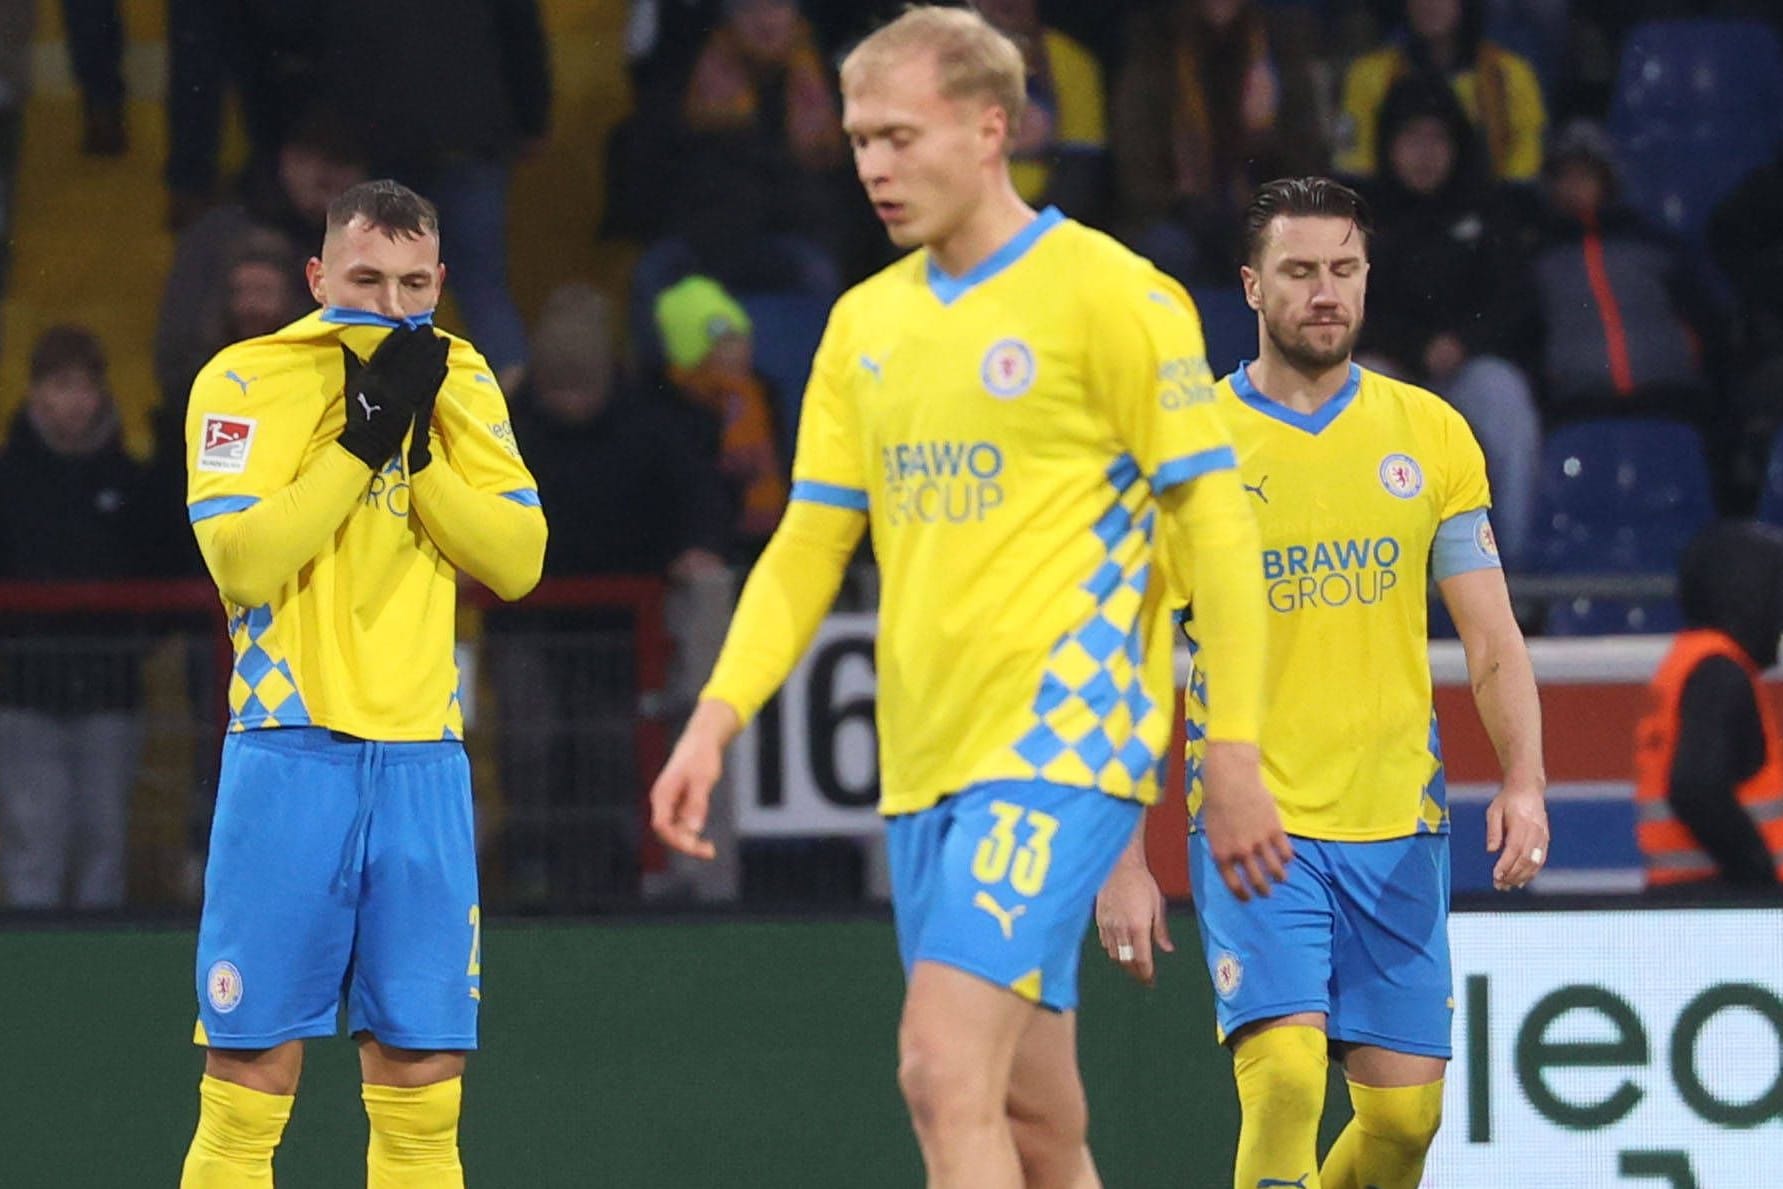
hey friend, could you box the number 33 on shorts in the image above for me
[972,801,1058,895]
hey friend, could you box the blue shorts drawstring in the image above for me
[335,741,384,896]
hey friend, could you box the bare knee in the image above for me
[1009,1112,1089,1188]
[205,1041,303,1097]
[358,1036,466,1087]
[898,1029,1000,1137]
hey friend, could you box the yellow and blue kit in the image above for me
[1183,363,1498,1053]
[187,307,543,1049]
[704,208,1267,1008]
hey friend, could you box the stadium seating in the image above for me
[1759,426,1783,527]
[1608,19,1783,241]
[1188,285,1258,380]
[1544,595,1685,637]
[1532,417,1713,634]
[736,290,829,463]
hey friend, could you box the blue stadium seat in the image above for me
[1759,426,1783,527]
[736,291,830,464]
[1544,596,1684,637]
[1187,285,1257,380]
[1533,417,1715,577]
[1608,20,1783,240]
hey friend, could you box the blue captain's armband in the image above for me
[1432,507,1501,581]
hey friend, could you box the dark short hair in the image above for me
[326,179,440,242]
[29,324,107,384]
[1241,177,1373,265]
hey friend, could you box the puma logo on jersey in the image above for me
[1257,1176,1310,1188]
[861,355,884,382]
[357,392,381,419]
[224,370,256,395]
[1244,476,1270,503]
[973,891,1026,940]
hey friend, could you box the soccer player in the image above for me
[1095,177,1550,1189]
[648,8,1287,1188]
[179,179,545,1187]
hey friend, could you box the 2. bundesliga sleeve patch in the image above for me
[197,414,257,474]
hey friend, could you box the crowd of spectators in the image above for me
[2,0,1782,907]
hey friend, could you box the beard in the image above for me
[1264,314,1363,373]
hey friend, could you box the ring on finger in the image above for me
[1116,943,1135,962]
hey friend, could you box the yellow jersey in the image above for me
[1185,364,1494,839]
[789,209,1240,815]
[186,309,540,741]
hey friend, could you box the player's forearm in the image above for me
[1160,470,1267,742]
[1113,813,1150,870]
[193,445,371,606]
[701,501,864,727]
[409,464,546,602]
[1465,627,1546,789]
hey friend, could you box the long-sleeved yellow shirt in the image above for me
[704,212,1265,815]
[187,309,544,741]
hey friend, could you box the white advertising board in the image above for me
[1430,909,1783,1187]
[733,613,884,837]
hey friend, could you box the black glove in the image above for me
[405,345,451,474]
[336,327,449,470]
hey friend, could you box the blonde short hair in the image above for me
[840,6,1028,140]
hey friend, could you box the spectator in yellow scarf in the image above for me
[655,276,788,549]
[1337,0,1546,183]
[683,0,843,173]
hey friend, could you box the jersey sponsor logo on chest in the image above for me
[197,414,257,473]
[880,440,1006,526]
[1263,536,1403,613]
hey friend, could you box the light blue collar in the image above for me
[320,306,436,330]
[1229,360,1362,435]
[926,206,1064,305]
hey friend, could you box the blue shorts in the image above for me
[887,780,1141,1012]
[194,728,481,1050]
[1189,833,1453,1058]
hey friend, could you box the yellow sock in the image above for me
[179,1074,294,1188]
[1320,1079,1444,1189]
[1232,1025,1327,1189]
[363,1077,465,1189]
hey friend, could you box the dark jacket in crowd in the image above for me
[313,0,550,170]
[511,382,731,580]
[1530,201,1726,409]
[1360,75,1537,378]
[0,413,161,713]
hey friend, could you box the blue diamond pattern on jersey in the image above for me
[227,604,310,731]
[1184,631,1208,812]
[1016,454,1167,788]
[1417,711,1448,834]
[443,684,464,741]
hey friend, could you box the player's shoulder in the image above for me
[1049,220,1199,319]
[192,311,333,401]
[1358,367,1460,421]
[827,252,923,337]
[1358,368,1482,461]
[438,327,498,383]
